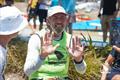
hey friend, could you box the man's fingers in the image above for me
[44,31,52,45]
[76,36,80,46]
[44,33,48,44]
[81,44,85,50]
[41,37,43,46]
[53,43,60,50]
[46,32,50,44]
[72,38,75,51]
[67,46,74,57]
[47,32,52,44]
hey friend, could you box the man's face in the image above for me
[47,13,68,34]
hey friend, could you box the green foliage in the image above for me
[81,32,97,59]
[96,45,112,57]
[81,32,95,50]
[5,37,28,78]
[69,49,102,80]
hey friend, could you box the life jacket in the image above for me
[29,31,71,79]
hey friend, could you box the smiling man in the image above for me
[24,6,86,80]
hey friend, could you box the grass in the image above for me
[5,37,28,79]
[5,37,112,80]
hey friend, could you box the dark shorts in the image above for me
[28,8,37,22]
[107,68,120,80]
[37,9,48,23]
[28,8,37,17]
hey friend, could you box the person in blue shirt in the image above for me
[59,0,76,34]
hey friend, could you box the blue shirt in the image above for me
[51,0,59,7]
[60,0,76,14]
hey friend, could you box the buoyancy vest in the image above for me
[30,32,71,79]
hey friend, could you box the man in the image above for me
[101,45,120,80]
[59,0,76,34]
[98,0,120,43]
[0,6,28,80]
[27,0,38,32]
[24,6,86,80]
[36,0,50,30]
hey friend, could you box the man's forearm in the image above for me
[74,60,87,74]
[101,73,107,80]
[101,62,110,80]
[24,51,44,76]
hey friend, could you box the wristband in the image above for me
[74,58,83,64]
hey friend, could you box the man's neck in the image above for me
[53,32,63,40]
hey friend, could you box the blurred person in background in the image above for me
[98,0,120,43]
[27,0,38,32]
[36,0,50,30]
[59,0,76,34]
[0,6,28,80]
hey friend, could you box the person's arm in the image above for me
[67,35,86,74]
[113,0,120,17]
[113,45,120,53]
[74,59,87,74]
[101,54,114,80]
[117,0,120,10]
[101,46,120,80]
[27,0,32,12]
[100,0,103,10]
[98,0,103,17]
[24,34,44,76]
